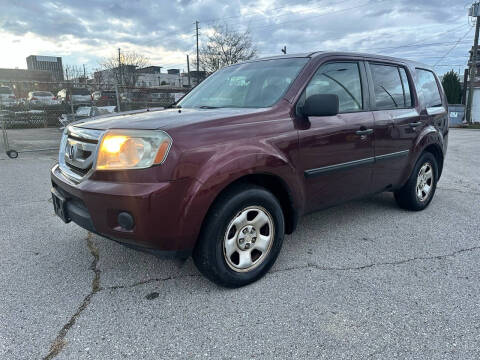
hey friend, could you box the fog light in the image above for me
[118,212,135,230]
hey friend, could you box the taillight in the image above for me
[52,97,56,100]
[31,97,38,100]
[9,95,15,99]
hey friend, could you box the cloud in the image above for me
[0,0,473,74]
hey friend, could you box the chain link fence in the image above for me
[1,80,189,158]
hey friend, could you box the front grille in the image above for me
[59,126,104,183]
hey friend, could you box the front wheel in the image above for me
[394,152,438,211]
[193,184,285,287]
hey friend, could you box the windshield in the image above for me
[178,58,308,109]
[33,91,53,97]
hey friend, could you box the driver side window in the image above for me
[301,62,363,113]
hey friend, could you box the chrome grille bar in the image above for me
[58,126,104,183]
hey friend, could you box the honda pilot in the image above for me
[51,52,448,287]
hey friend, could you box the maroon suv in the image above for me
[51,52,448,287]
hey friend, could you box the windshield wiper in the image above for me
[198,105,220,109]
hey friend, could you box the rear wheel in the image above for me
[394,152,438,211]
[193,184,285,287]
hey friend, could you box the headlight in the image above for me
[95,129,172,170]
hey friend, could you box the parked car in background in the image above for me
[92,90,117,106]
[149,92,174,106]
[51,52,448,287]
[27,91,58,106]
[57,88,92,105]
[0,86,17,107]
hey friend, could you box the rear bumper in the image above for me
[51,164,198,257]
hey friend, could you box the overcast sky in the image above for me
[0,0,475,75]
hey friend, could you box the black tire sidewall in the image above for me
[194,186,285,287]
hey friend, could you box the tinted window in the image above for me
[33,91,53,97]
[370,64,410,109]
[399,68,412,107]
[305,62,363,113]
[71,88,90,95]
[0,87,13,94]
[416,69,442,107]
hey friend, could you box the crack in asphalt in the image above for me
[438,186,480,196]
[40,239,480,359]
[107,245,480,290]
[43,232,100,360]
[271,245,480,274]
[105,273,202,290]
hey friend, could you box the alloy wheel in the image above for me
[416,162,433,202]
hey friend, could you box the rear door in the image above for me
[366,62,420,192]
[297,60,375,212]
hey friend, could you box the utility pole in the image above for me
[466,2,479,124]
[118,48,122,87]
[195,20,200,86]
[83,64,86,84]
[187,54,191,87]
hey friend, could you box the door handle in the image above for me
[409,122,422,128]
[355,128,374,136]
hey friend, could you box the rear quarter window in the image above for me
[415,69,442,108]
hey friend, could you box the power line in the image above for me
[202,0,356,26]
[433,26,474,67]
[257,21,472,53]
[228,0,388,32]
[201,0,343,24]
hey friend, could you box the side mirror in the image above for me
[302,94,339,117]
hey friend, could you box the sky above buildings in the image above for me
[0,0,475,75]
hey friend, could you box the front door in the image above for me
[297,61,375,212]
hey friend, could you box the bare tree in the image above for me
[199,25,257,73]
[64,65,83,81]
[100,50,150,88]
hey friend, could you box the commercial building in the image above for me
[26,55,64,82]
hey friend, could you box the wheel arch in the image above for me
[423,143,444,179]
[206,173,299,235]
[406,126,445,180]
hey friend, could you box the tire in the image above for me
[394,152,438,211]
[193,184,285,288]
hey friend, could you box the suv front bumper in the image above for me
[51,164,197,257]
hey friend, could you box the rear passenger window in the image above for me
[370,63,411,109]
[305,62,363,113]
[415,69,442,108]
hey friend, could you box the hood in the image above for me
[74,107,267,131]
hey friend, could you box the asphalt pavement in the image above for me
[1,128,479,359]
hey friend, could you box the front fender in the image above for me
[175,149,304,249]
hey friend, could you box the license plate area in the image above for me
[51,187,71,223]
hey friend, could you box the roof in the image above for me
[240,51,432,70]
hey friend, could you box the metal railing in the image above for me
[0,81,189,158]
